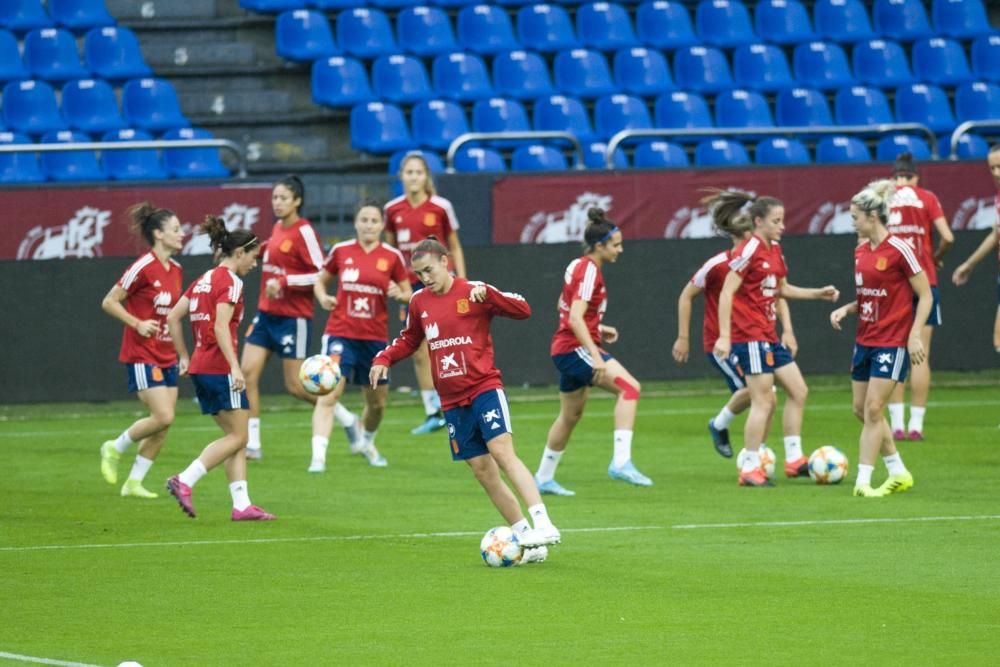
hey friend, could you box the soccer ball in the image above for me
[480,526,523,568]
[736,445,776,479]
[298,354,341,395]
[808,446,849,484]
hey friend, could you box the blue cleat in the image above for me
[535,476,576,497]
[608,460,653,487]
[411,414,447,435]
[343,416,362,454]
[708,420,733,458]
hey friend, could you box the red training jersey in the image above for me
[373,278,531,410]
[888,185,945,286]
[854,235,923,347]
[690,250,731,353]
[550,256,607,356]
[322,240,408,341]
[185,267,245,375]
[384,194,460,283]
[116,252,183,367]
[257,218,325,318]
[728,235,787,343]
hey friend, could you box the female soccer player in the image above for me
[241,175,358,459]
[165,216,274,520]
[369,238,559,558]
[830,180,931,497]
[713,191,840,487]
[309,201,411,472]
[534,208,651,496]
[384,154,466,435]
[99,203,184,499]
[885,152,954,441]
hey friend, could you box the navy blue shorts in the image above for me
[552,347,614,392]
[322,334,388,386]
[245,311,311,359]
[125,363,178,393]
[191,373,249,415]
[851,344,910,383]
[730,341,794,376]
[444,389,513,461]
[912,285,942,326]
[705,352,745,393]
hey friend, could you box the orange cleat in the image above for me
[784,456,810,478]
[738,468,774,487]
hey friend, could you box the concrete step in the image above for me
[143,42,258,68]
[107,0,218,20]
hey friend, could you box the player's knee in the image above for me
[613,376,641,401]
[851,401,865,422]
[863,400,884,424]
[151,407,175,429]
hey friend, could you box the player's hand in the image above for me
[952,264,971,286]
[230,367,246,392]
[817,285,840,302]
[135,319,158,337]
[671,337,689,364]
[591,356,607,385]
[265,278,282,299]
[713,336,731,361]
[830,307,847,331]
[387,282,404,301]
[600,325,619,344]
[178,357,189,376]
[318,294,337,311]
[908,336,926,366]
[469,284,488,303]
[781,331,798,358]
[369,364,389,388]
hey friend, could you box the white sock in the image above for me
[311,436,328,463]
[178,459,208,488]
[420,390,439,416]
[741,448,761,473]
[511,518,531,535]
[857,463,874,487]
[113,429,134,454]
[908,406,926,433]
[883,452,907,476]
[127,455,154,482]
[713,406,735,430]
[535,446,563,483]
[334,402,356,427]
[229,480,251,511]
[528,503,553,530]
[247,418,261,450]
[783,435,803,462]
[612,430,633,467]
[888,403,904,431]
[362,429,377,448]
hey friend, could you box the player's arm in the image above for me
[314,268,337,311]
[779,278,839,302]
[214,302,244,389]
[102,284,158,337]
[384,229,396,246]
[931,215,954,267]
[908,271,932,365]
[952,227,999,285]
[776,297,798,358]
[714,271,742,359]
[447,231,467,279]
[370,306,427,386]
[672,282,702,364]
[471,283,531,319]
[166,295,191,375]
[386,279,413,303]
[829,300,858,331]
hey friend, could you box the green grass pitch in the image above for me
[2,372,999,666]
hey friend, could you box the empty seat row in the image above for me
[0,26,152,82]
[2,0,115,33]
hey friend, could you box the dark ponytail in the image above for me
[583,207,619,252]
[200,215,259,259]
[276,174,305,209]
[126,202,175,246]
[411,235,449,264]
[892,151,918,177]
[701,188,782,238]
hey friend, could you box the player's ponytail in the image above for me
[399,153,436,197]
[851,179,896,225]
[892,151,918,178]
[126,201,176,246]
[411,235,449,263]
[583,207,619,252]
[275,174,305,210]
[200,215,259,259]
[701,189,782,238]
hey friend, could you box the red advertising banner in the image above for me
[1,184,274,260]
[492,162,997,244]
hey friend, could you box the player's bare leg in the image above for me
[594,361,651,486]
[466,452,525,526]
[739,373,776,486]
[241,343,270,458]
[774,362,809,476]
[904,326,933,439]
[486,434,559,545]
[535,388,586,496]
[102,385,175,489]
[282,357,317,404]
[993,306,1000,351]
[852,378,909,496]
[353,384,389,467]
[309,377,347,472]
[411,340,446,434]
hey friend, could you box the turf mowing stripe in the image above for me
[0,651,104,667]
[671,514,1000,530]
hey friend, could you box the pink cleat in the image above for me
[908,430,923,441]
[232,505,276,521]
[892,429,907,441]
[166,476,196,518]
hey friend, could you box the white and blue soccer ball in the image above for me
[298,354,341,395]
[808,446,849,484]
[736,445,776,479]
[480,526,523,568]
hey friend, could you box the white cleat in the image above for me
[307,459,326,473]
[360,445,388,468]
[519,525,561,547]
[517,545,548,565]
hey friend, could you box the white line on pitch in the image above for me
[0,651,104,667]
[671,514,1000,530]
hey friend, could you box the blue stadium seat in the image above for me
[162,127,231,179]
[431,0,482,6]
[733,43,793,92]
[311,1,366,10]
[852,39,914,88]
[813,0,875,43]
[583,141,628,169]
[122,78,188,132]
[775,87,833,126]
[594,93,651,138]
[397,6,457,57]
[0,29,30,82]
[61,78,124,134]
[577,2,638,51]
[876,134,932,161]
[894,83,955,134]
[613,47,673,97]
[240,0,307,12]
[940,132,989,159]
[873,0,933,41]
[695,138,750,166]
[372,54,432,105]
[755,0,814,45]
[792,41,853,90]
[350,101,413,154]
[933,0,994,39]
[472,97,530,148]
[2,80,68,135]
[311,56,372,107]
[337,8,397,59]
[715,89,774,129]
[674,45,733,94]
[815,135,871,163]
[388,149,444,177]
[695,0,756,48]
[493,50,554,100]
[835,86,894,126]
[635,1,698,50]
[371,0,416,8]
[511,144,568,171]
[412,99,470,151]
[1,0,53,33]
[971,35,1000,83]
[83,27,152,81]
[49,0,115,31]
[101,128,168,181]
[276,10,337,63]
[453,146,506,172]
[0,131,44,183]
[755,137,811,164]
[654,91,713,138]
[533,94,596,141]
[955,81,1000,122]
[456,5,520,55]
[432,52,493,102]
[912,37,973,85]
[553,48,616,98]
[41,129,104,182]
[633,140,688,168]
[24,28,89,81]
[516,4,579,52]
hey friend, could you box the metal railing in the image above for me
[948,120,1000,160]
[0,138,248,178]
[605,123,938,169]
[445,131,585,173]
